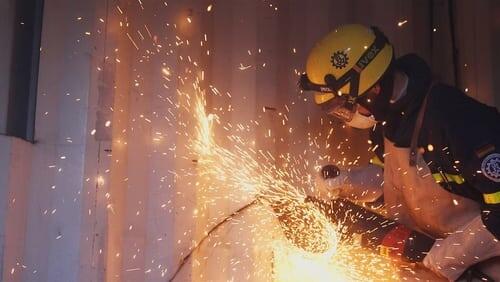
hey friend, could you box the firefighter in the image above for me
[300,24,500,280]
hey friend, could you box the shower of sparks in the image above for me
[188,93,401,281]
[65,2,441,280]
[191,94,337,254]
[273,239,402,282]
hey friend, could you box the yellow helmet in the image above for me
[302,24,394,105]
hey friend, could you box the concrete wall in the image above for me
[0,1,499,282]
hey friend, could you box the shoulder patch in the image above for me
[482,153,500,183]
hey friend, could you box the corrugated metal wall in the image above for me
[2,1,499,282]
[98,1,500,281]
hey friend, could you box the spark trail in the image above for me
[189,93,400,281]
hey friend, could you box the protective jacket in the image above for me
[384,54,500,239]
[373,54,500,280]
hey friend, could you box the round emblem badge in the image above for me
[481,153,500,182]
[331,51,349,69]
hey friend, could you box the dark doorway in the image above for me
[6,0,44,142]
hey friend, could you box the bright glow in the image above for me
[190,94,401,281]
[273,238,400,282]
[161,67,171,76]
[97,175,105,186]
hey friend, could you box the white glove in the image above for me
[305,168,348,200]
[423,216,500,281]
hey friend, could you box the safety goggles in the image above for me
[299,73,358,122]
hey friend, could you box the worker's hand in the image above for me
[306,165,348,200]
[423,216,500,281]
